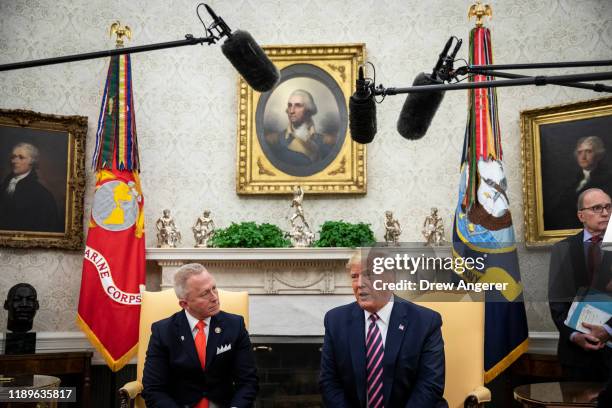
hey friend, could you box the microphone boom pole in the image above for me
[378,70,612,95]
[0,35,215,72]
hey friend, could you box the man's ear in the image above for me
[178,299,188,309]
[577,210,585,224]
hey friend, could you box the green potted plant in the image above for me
[210,222,291,248]
[313,221,376,248]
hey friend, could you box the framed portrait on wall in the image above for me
[521,97,612,246]
[0,109,87,249]
[236,44,366,194]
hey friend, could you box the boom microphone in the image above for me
[396,73,445,140]
[349,66,377,144]
[396,37,462,140]
[205,4,279,92]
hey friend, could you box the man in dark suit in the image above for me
[548,188,612,383]
[142,263,258,408]
[319,251,447,408]
[0,142,60,232]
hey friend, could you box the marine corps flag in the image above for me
[452,24,529,382]
[76,52,145,371]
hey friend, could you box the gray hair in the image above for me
[289,89,318,116]
[346,250,362,272]
[577,187,609,210]
[173,263,208,299]
[13,142,40,167]
[575,136,606,162]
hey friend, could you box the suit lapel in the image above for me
[205,312,224,370]
[570,231,588,287]
[383,300,408,408]
[349,304,366,408]
[174,312,200,369]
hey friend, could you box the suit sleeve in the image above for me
[229,316,259,407]
[548,242,577,344]
[405,311,446,408]
[319,312,351,408]
[141,322,181,408]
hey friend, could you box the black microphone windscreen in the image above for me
[396,73,445,140]
[221,30,280,92]
[349,94,377,144]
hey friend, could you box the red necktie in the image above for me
[195,320,209,408]
[588,235,603,286]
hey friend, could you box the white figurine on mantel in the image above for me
[288,186,314,247]
[156,209,181,248]
[192,209,215,248]
[422,207,445,246]
[383,210,402,246]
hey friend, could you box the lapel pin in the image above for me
[215,327,222,334]
[399,324,405,331]
[180,335,185,341]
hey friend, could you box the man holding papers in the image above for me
[548,188,612,383]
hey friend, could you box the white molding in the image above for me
[527,331,559,355]
[1,330,559,364]
[145,246,453,261]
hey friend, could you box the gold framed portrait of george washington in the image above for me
[521,97,612,246]
[0,109,87,249]
[236,44,366,194]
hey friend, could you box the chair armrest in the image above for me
[464,385,491,408]
[118,380,143,408]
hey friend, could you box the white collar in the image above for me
[184,309,211,332]
[364,298,394,325]
[11,171,31,182]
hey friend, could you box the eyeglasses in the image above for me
[580,203,612,214]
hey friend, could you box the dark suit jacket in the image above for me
[0,171,60,232]
[548,231,612,369]
[142,310,258,408]
[319,297,447,408]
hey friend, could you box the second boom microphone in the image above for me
[349,66,377,144]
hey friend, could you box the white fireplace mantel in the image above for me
[145,246,453,337]
[146,247,358,261]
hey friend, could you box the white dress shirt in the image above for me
[364,300,394,347]
[184,310,211,341]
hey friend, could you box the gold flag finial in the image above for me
[468,1,493,27]
[110,21,132,47]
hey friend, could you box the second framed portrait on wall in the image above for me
[521,96,612,245]
[236,44,366,194]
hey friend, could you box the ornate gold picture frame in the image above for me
[521,97,612,246]
[236,44,366,194]
[0,109,87,249]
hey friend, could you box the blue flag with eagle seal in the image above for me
[452,25,529,383]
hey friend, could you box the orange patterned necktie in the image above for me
[195,320,209,408]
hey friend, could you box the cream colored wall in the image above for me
[0,0,611,333]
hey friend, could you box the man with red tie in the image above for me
[142,263,258,407]
[319,251,447,407]
[548,188,612,384]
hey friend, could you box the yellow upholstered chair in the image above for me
[118,288,249,408]
[412,291,490,408]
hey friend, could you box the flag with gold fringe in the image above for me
[76,52,145,371]
[452,25,529,383]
